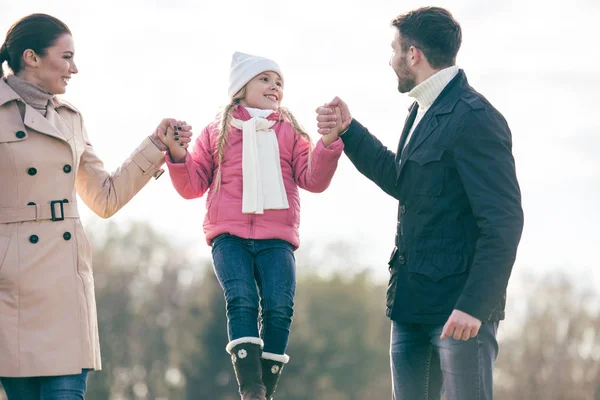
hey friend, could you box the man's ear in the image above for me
[409,46,420,66]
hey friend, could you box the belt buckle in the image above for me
[50,200,65,221]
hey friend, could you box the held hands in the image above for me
[440,309,482,341]
[315,96,353,146]
[153,118,193,163]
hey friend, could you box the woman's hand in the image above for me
[153,119,193,163]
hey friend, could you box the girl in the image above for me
[0,14,191,399]
[164,52,343,399]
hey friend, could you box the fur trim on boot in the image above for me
[228,339,267,400]
[260,352,289,399]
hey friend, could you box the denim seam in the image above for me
[476,332,482,400]
[424,344,433,399]
[254,254,268,345]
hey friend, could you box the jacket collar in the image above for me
[0,78,21,107]
[233,104,283,122]
[427,69,469,117]
[0,77,79,114]
[396,70,470,179]
[0,78,74,142]
[50,96,79,113]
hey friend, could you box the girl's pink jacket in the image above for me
[166,106,344,248]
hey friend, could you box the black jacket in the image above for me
[341,71,524,324]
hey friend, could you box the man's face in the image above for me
[390,29,417,93]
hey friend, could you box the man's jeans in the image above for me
[1,370,89,400]
[390,321,499,400]
[211,233,296,355]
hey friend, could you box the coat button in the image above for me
[63,164,72,173]
[398,254,406,264]
[15,131,26,139]
[29,235,39,244]
[63,232,72,241]
[400,205,406,214]
[27,167,37,176]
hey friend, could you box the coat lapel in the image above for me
[23,103,68,142]
[401,113,439,164]
[395,102,419,165]
[46,107,76,141]
[396,71,466,179]
[1,78,76,143]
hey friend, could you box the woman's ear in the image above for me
[22,49,39,68]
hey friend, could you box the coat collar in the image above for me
[396,70,470,178]
[0,78,20,107]
[50,96,79,114]
[0,77,79,113]
[0,78,76,142]
[233,104,283,122]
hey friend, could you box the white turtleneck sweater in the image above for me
[403,65,460,150]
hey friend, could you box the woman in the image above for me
[0,14,191,399]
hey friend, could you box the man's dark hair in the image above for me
[391,7,462,69]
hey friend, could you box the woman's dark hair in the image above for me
[0,14,71,77]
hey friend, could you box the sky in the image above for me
[1,0,599,288]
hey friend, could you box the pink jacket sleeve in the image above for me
[293,135,344,193]
[166,124,215,199]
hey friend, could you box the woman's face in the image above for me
[27,33,78,95]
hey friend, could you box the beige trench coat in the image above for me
[0,78,165,377]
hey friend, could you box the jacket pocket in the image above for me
[206,190,220,223]
[386,263,398,310]
[74,219,93,274]
[286,194,300,226]
[406,148,445,196]
[386,247,399,309]
[408,252,468,282]
[0,224,15,275]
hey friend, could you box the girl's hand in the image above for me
[158,119,193,163]
[316,96,352,136]
[321,106,343,147]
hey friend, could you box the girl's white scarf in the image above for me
[231,107,289,214]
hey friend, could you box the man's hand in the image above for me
[315,96,352,136]
[441,310,482,341]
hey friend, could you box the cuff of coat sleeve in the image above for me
[454,294,490,323]
[165,151,190,167]
[148,134,168,152]
[314,135,344,158]
[132,137,166,179]
[321,136,345,152]
[340,119,363,143]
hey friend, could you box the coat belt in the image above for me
[0,202,79,223]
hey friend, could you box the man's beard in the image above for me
[396,58,417,93]
[397,76,417,93]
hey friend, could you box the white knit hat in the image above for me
[228,52,284,98]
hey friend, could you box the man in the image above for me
[316,6,524,400]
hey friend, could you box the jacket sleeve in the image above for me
[452,109,524,322]
[75,116,165,219]
[340,119,401,200]
[165,124,215,199]
[292,133,344,193]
